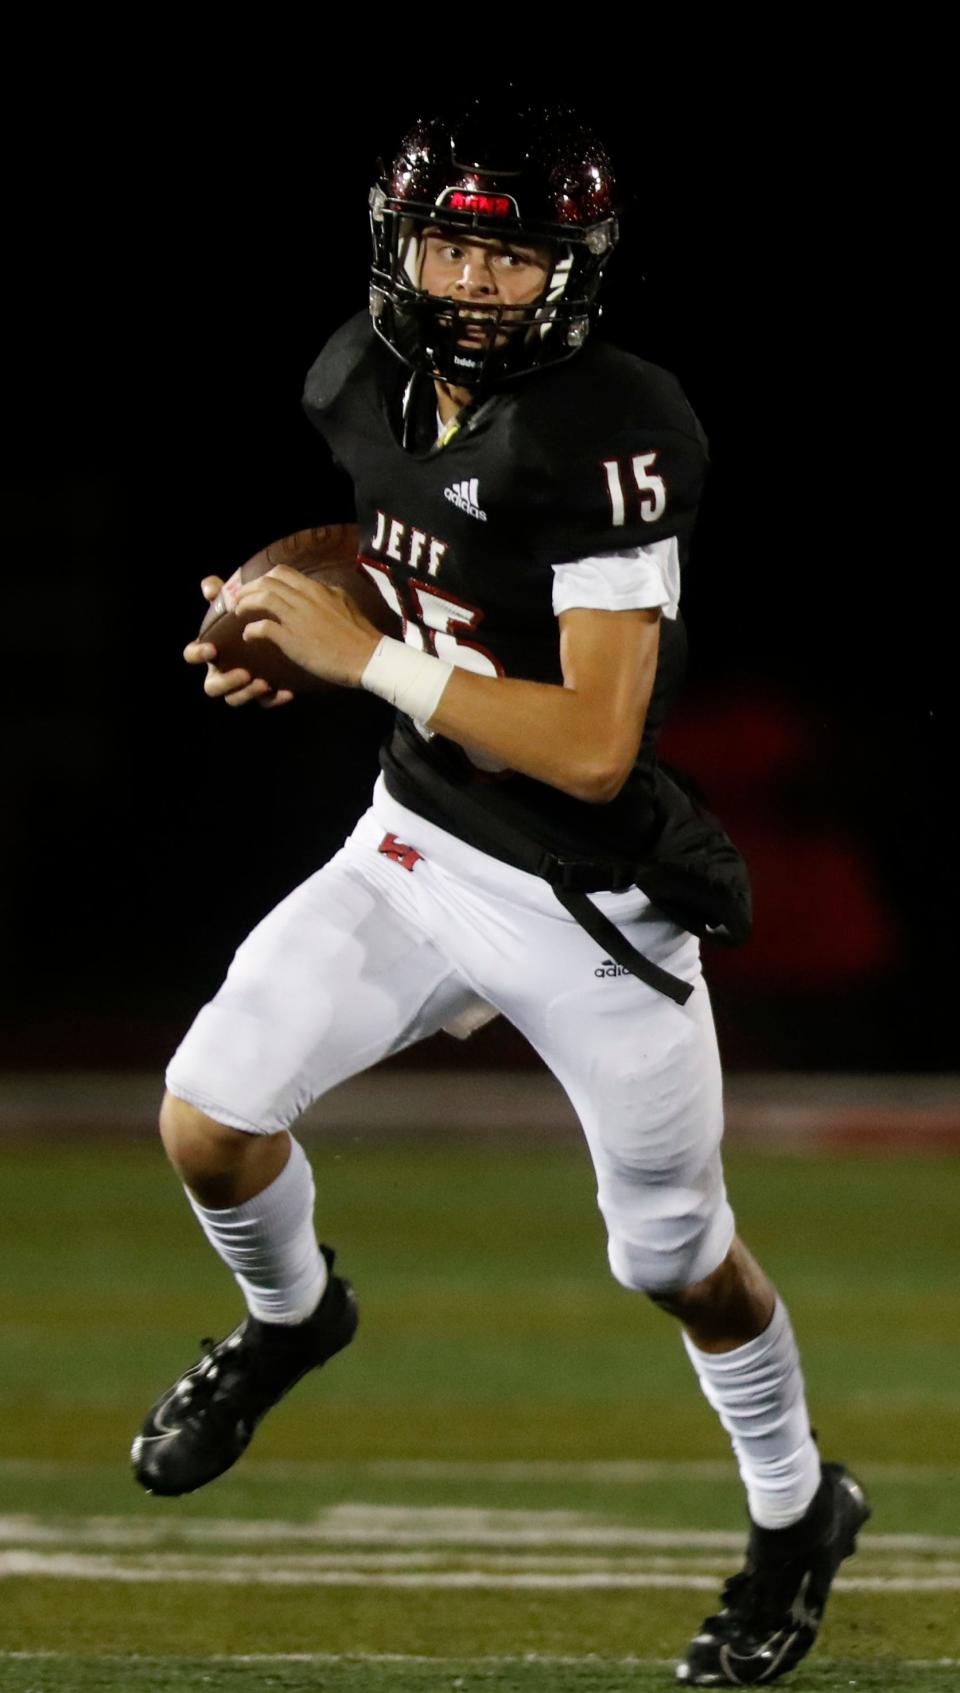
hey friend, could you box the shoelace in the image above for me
[174,1334,251,1420]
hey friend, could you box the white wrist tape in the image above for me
[360,636,453,723]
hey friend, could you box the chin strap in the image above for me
[436,413,463,449]
[402,372,483,453]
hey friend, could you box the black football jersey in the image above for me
[302,311,709,874]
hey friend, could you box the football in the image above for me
[197,523,398,693]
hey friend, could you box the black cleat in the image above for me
[131,1246,358,1497]
[676,1461,870,1686]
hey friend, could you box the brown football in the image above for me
[197,523,398,693]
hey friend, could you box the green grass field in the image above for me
[1,1130,958,1691]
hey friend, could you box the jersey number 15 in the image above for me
[602,453,666,526]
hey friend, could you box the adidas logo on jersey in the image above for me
[443,478,487,522]
[594,959,631,979]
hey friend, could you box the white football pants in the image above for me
[167,776,735,1294]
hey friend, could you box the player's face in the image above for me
[420,230,553,308]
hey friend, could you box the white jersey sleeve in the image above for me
[551,536,680,621]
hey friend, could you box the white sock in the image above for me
[682,1298,822,1529]
[186,1136,328,1325]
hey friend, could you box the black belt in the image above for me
[382,751,705,1008]
[527,845,694,1005]
[530,847,637,894]
[552,885,694,1007]
[412,780,694,1004]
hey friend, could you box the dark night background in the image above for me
[1,55,945,1079]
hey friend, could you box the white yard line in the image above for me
[3,1551,960,1592]
[0,1653,671,1674]
[359,1458,960,1485]
[0,1554,721,1589]
[1,1509,958,1555]
[243,1458,960,1486]
[3,1510,959,1556]
[3,1456,960,1483]
[0,1649,957,1671]
[3,1546,959,1578]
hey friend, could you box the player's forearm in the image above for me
[426,667,649,804]
[233,567,654,802]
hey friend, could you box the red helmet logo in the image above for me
[438,189,517,219]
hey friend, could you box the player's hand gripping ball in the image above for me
[197,524,396,694]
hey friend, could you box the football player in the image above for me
[132,104,869,1686]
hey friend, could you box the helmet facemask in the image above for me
[371,204,596,389]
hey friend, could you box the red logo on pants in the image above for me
[378,832,423,872]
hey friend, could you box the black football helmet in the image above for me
[369,103,619,391]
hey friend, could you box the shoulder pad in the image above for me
[520,340,707,460]
[510,342,708,564]
[302,311,378,425]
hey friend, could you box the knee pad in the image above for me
[606,1200,735,1297]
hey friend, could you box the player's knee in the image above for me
[607,1234,684,1296]
[605,1222,729,1299]
[158,1090,255,1196]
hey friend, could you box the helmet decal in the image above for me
[437,188,519,219]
